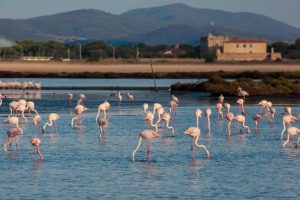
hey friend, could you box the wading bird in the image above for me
[30,138,43,160]
[282,127,300,148]
[132,130,160,162]
[42,113,60,132]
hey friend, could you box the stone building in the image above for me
[200,33,282,61]
[200,33,229,59]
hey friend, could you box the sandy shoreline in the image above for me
[0,61,300,73]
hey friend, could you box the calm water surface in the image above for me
[0,88,299,199]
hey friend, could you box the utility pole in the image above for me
[79,44,82,60]
[67,48,70,59]
[150,58,157,93]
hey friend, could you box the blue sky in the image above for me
[0,0,299,28]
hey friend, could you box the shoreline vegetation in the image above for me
[171,75,300,96]
[1,70,300,79]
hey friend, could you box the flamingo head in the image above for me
[151,131,160,138]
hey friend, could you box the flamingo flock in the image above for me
[1,87,300,163]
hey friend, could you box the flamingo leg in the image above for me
[191,138,195,158]
[283,135,290,148]
[147,140,151,160]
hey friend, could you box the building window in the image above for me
[243,44,246,48]
[236,44,239,48]
[250,44,252,48]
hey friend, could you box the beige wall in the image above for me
[223,43,266,54]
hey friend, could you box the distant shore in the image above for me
[0,60,300,78]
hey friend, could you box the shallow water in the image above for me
[0,90,300,199]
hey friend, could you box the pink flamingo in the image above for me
[237,87,249,100]
[226,112,235,135]
[26,101,39,116]
[77,94,86,105]
[127,93,134,101]
[183,108,210,158]
[237,99,245,114]
[155,106,165,127]
[161,112,175,136]
[3,128,22,151]
[153,103,162,117]
[218,94,224,104]
[96,101,111,122]
[30,138,43,160]
[235,114,250,133]
[205,108,212,132]
[216,103,223,120]
[42,113,60,132]
[132,130,160,162]
[169,100,178,116]
[32,115,41,126]
[117,91,122,104]
[281,114,299,139]
[171,94,179,104]
[253,113,262,128]
[71,105,88,128]
[144,112,158,132]
[195,108,202,128]
[68,93,73,101]
[143,103,149,116]
[283,127,300,148]
[8,116,23,134]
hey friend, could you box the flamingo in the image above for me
[77,94,86,105]
[218,94,224,104]
[225,112,235,135]
[172,94,179,104]
[283,127,300,148]
[26,101,39,116]
[182,108,210,158]
[8,116,23,134]
[143,103,149,115]
[153,103,162,116]
[237,99,245,114]
[3,128,22,151]
[161,112,175,136]
[96,101,111,123]
[237,87,249,100]
[216,103,223,120]
[144,112,158,132]
[16,104,27,122]
[9,101,19,117]
[155,106,165,127]
[235,114,250,133]
[71,105,87,128]
[127,93,134,101]
[224,103,231,113]
[117,91,122,104]
[97,116,109,135]
[169,100,178,116]
[281,115,298,139]
[205,108,212,132]
[132,129,160,162]
[68,93,73,101]
[30,138,43,160]
[42,113,60,132]
[195,108,202,128]
[253,113,262,128]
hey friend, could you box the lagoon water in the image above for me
[0,79,300,199]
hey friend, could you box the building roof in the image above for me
[224,38,266,44]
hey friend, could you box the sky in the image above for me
[0,0,299,28]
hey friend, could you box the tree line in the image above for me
[0,39,300,60]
